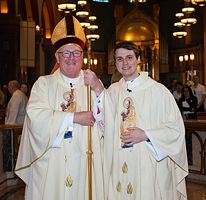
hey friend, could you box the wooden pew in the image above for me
[184,120,206,175]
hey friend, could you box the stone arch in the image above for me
[116,8,159,80]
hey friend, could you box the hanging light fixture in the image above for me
[173,11,187,38]
[180,17,197,26]
[174,22,186,27]
[173,31,187,38]
[175,12,184,18]
[181,6,197,26]
[76,0,90,28]
[191,0,206,6]
[182,7,195,13]
[58,0,76,13]
[76,0,89,17]
[86,15,100,41]
[88,16,98,31]
[77,0,87,6]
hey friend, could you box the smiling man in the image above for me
[15,14,106,200]
[107,41,188,200]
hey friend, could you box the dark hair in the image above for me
[114,41,140,59]
[181,85,194,99]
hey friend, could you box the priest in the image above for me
[107,41,188,200]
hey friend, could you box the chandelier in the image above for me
[58,0,76,13]
[191,0,206,6]
[173,31,187,38]
[173,12,187,38]
[180,6,197,26]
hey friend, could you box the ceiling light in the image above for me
[76,11,89,17]
[77,0,87,6]
[173,31,187,38]
[182,7,195,14]
[181,18,197,26]
[86,34,100,41]
[191,0,206,6]
[58,3,76,12]
[174,22,185,27]
[175,13,184,18]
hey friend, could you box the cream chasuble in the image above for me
[15,69,113,200]
[107,72,188,200]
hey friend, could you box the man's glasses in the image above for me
[115,55,135,64]
[58,50,83,58]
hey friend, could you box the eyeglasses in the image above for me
[115,55,135,64]
[58,50,83,58]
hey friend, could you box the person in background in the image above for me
[169,78,178,93]
[0,83,4,108]
[20,83,30,98]
[178,85,197,166]
[107,41,188,200]
[173,81,183,103]
[2,84,10,107]
[5,80,28,125]
[15,14,112,200]
[178,85,198,120]
[191,75,206,112]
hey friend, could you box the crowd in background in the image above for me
[170,75,206,120]
[0,81,30,125]
[0,75,206,126]
[169,75,206,166]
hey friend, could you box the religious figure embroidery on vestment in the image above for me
[60,83,76,141]
[122,162,128,173]
[61,83,76,112]
[66,175,73,188]
[120,97,136,148]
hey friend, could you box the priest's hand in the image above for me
[73,111,95,126]
[84,69,104,96]
[120,127,148,145]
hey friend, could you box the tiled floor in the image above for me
[0,181,205,200]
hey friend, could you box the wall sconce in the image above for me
[179,53,196,81]
[84,58,88,65]
[83,58,98,66]
[190,53,195,61]
[184,54,189,61]
[179,56,184,62]
[93,58,98,65]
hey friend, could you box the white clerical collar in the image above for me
[61,72,80,86]
[126,73,140,91]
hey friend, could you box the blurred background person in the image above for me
[178,85,198,120]
[173,81,183,103]
[5,80,28,125]
[191,75,206,112]
[0,83,4,108]
[168,78,178,93]
[178,85,198,165]
[20,82,30,98]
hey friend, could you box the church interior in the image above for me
[0,0,206,199]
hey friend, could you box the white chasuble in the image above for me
[15,69,110,200]
[107,72,188,200]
